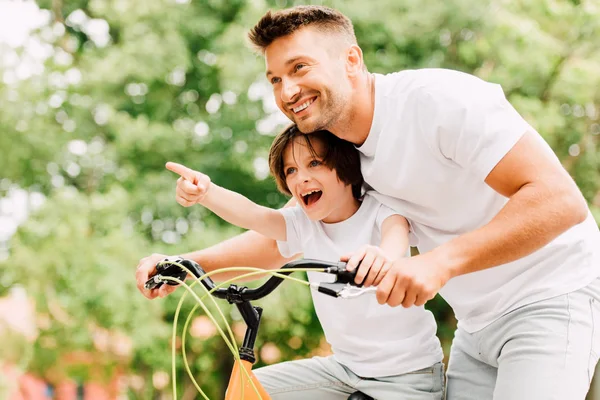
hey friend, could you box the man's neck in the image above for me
[329,72,375,146]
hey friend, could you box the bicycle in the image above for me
[145,256,377,400]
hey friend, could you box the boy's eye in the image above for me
[309,160,321,167]
[285,167,296,175]
[270,77,281,85]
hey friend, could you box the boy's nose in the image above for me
[297,170,310,182]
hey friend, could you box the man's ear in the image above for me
[345,44,364,77]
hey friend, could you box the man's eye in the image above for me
[309,160,321,167]
[294,64,306,72]
[285,167,296,175]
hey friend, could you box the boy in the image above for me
[166,125,444,399]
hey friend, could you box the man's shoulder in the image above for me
[381,67,479,80]
[377,68,488,95]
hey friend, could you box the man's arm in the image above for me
[433,130,588,277]
[136,230,299,299]
[181,230,296,279]
[376,131,589,307]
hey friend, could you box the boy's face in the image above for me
[283,136,357,223]
[265,27,351,135]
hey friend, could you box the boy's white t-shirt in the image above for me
[358,69,600,332]
[277,192,443,377]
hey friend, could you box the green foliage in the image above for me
[1,0,599,396]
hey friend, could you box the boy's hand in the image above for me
[166,162,211,206]
[340,245,392,287]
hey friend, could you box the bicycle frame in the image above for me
[223,291,270,399]
[225,359,270,400]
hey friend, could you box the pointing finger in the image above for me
[166,162,197,183]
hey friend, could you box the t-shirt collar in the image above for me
[356,73,384,157]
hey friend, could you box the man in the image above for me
[136,5,600,399]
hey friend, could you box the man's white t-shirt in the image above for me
[358,69,600,332]
[277,192,443,377]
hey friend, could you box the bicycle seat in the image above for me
[347,391,374,400]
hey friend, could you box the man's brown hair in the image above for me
[269,125,363,199]
[248,5,357,53]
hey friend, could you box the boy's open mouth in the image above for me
[302,190,322,206]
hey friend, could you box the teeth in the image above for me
[293,99,314,113]
[301,189,320,197]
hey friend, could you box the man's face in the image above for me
[265,27,350,133]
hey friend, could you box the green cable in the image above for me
[166,264,309,399]
[159,264,324,399]
[163,265,291,399]
[177,268,317,399]
[172,280,208,399]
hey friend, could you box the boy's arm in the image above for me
[167,161,286,241]
[379,214,410,260]
[342,214,410,287]
[201,184,286,241]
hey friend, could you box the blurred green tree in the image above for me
[1,0,599,397]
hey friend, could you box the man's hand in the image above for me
[375,252,452,307]
[341,245,393,287]
[165,162,211,207]
[135,253,184,299]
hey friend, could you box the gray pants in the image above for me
[446,277,600,400]
[254,356,444,400]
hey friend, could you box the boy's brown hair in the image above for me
[248,5,357,53]
[269,125,363,199]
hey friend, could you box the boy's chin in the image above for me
[304,208,324,221]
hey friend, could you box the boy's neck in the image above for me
[321,196,361,224]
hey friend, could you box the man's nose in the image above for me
[281,78,300,104]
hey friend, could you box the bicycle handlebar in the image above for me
[144,256,361,302]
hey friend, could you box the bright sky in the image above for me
[0,2,49,259]
[0,1,49,47]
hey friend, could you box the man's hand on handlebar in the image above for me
[136,253,185,299]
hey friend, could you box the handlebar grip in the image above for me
[323,261,362,287]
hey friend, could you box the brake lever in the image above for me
[314,262,373,298]
[337,285,377,299]
[144,256,188,290]
[309,282,377,299]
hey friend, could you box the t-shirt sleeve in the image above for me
[417,72,533,181]
[276,206,305,258]
[375,202,403,231]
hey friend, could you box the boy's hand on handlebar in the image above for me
[136,253,184,299]
[166,162,211,207]
[340,245,392,287]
